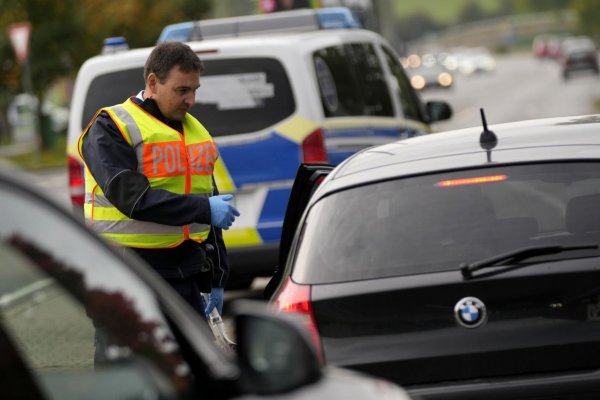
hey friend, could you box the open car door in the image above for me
[263,163,334,299]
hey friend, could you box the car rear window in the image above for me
[81,57,295,136]
[292,162,600,284]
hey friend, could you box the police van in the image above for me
[66,8,452,288]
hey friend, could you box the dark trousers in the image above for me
[164,278,207,318]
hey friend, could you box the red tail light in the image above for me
[272,277,323,361]
[68,155,84,206]
[301,128,328,163]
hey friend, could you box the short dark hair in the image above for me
[144,42,204,82]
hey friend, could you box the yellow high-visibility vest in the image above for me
[78,98,217,248]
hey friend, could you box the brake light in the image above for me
[68,156,84,206]
[272,277,323,361]
[436,175,507,187]
[302,128,328,163]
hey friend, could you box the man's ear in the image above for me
[146,73,158,97]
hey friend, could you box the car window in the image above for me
[0,181,194,399]
[313,42,393,118]
[381,46,425,122]
[292,163,600,284]
[81,57,295,137]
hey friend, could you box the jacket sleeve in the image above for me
[207,179,230,287]
[81,112,212,226]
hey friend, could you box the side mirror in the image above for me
[232,300,322,395]
[426,100,453,123]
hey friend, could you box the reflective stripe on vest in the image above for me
[79,98,217,248]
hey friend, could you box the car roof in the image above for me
[317,114,600,197]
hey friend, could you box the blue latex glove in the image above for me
[204,287,224,318]
[209,194,240,230]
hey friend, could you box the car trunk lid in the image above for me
[311,260,600,386]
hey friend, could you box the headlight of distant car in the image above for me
[437,71,453,87]
[410,75,426,90]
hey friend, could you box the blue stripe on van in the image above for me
[217,133,300,187]
[324,126,425,165]
[324,127,402,139]
[257,187,292,243]
[328,150,356,165]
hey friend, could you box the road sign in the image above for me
[8,22,32,65]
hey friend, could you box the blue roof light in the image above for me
[316,7,362,29]
[156,7,363,44]
[102,37,129,54]
[157,22,194,44]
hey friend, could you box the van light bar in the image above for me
[102,36,129,54]
[157,7,363,44]
[316,7,362,29]
[436,175,507,187]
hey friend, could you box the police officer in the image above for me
[78,41,239,320]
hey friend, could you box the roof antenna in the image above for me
[479,108,497,162]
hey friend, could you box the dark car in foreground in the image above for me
[0,167,411,400]
[269,114,600,399]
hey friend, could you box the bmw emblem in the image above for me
[454,297,487,328]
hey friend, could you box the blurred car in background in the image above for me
[408,63,453,91]
[401,52,453,90]
[559,35,599,80]
[532,34,552,58]
[532,33,564,59]
[457,46,496,75]
[269,114,600,400]
[66,7,452,289]
[437,46,496,76]
[0,165,412,400]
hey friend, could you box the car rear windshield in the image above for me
[292,163,600,284]
[81,57,295,136]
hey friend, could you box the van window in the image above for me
[314,43,393,118]
[81,68,144,130]
[81,58,295,137]
[192,57,295,136]
[381,46,425,122]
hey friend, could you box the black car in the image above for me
[269,114,600,399]
[0,167,411,400]
[560,36,599,80]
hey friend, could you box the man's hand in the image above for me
[209,194,240,229]
[204,287,224,318]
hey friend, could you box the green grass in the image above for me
[2,134,67,170]
[393,0,503,23]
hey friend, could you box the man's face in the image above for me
[147,65,200,121]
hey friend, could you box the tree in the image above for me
[510,0,571,13]
[0,0,83,146]
[572,0,600,42]
[0,0,212,147]
[79,0,212,58]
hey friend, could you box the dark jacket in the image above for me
[80,94,229,289]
